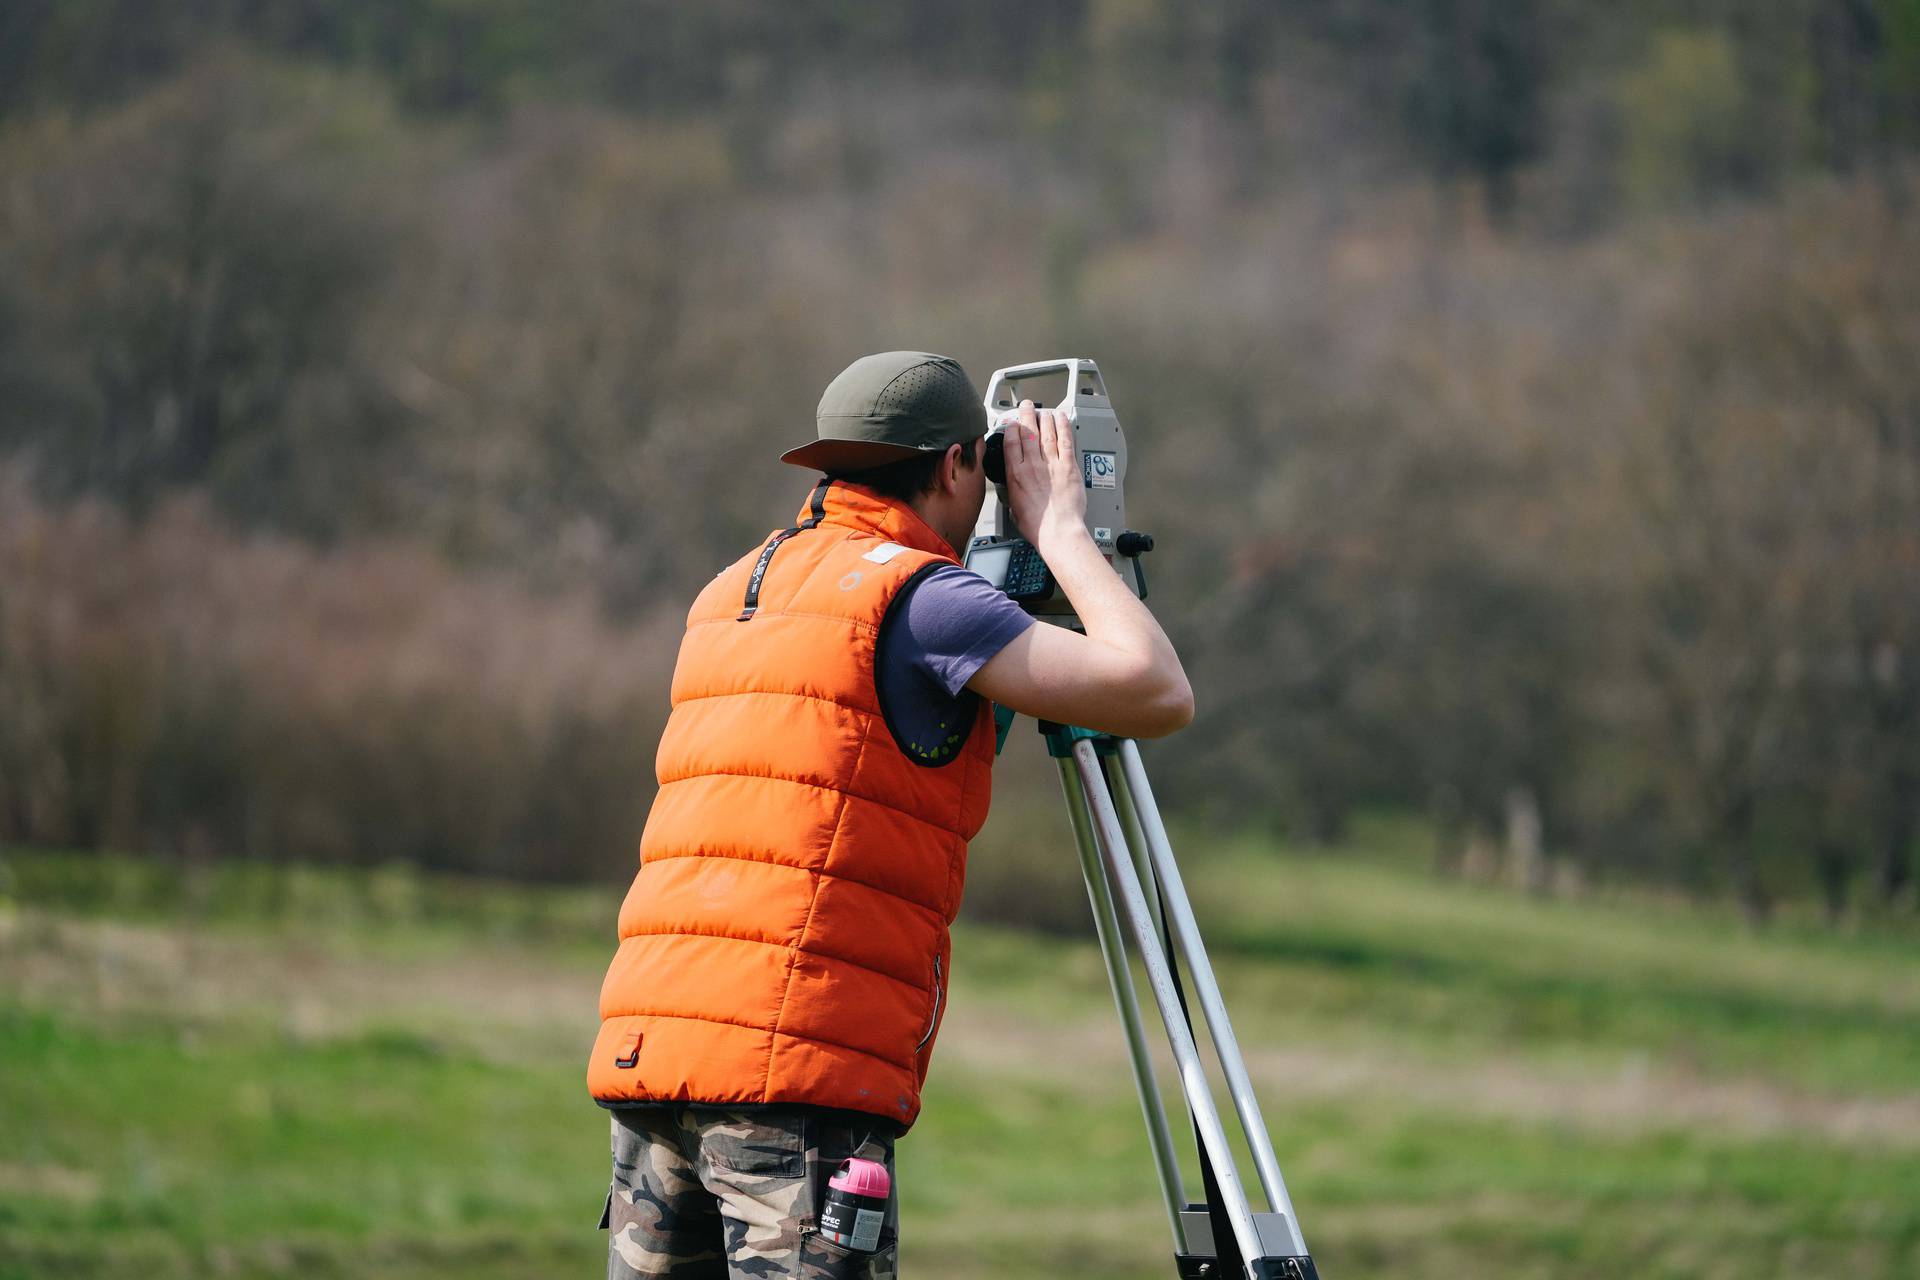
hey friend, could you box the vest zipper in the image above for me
[914,955,943,1052]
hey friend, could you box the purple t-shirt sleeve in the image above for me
[894,565,1035,696]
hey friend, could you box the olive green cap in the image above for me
[781,351,988,472]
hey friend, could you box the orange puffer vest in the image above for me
[588,480,997,1130]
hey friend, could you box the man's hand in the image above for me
[1003,399,1088,552]
[969,399,1195,739]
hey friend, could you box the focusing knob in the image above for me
[1117,530,1154,557]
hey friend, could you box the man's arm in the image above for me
[965,401,1195,739]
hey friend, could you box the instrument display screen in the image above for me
[965,542,1013,590]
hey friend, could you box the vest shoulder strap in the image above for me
[737,478,831,621]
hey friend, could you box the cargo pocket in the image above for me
[799,1231,897,1278]
[702,1111,806,1180]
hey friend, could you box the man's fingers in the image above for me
[1051,411,1071,470]
[1007,404,1029,466]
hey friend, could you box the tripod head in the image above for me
[964,358,1153,623]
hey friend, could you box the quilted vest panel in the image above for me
[588,480,997,1129]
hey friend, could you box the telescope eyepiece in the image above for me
[983,431,1008,485]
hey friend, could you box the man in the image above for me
[591,352,1193,1278]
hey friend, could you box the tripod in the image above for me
[966,354,1317,1276]
[1037,721,1321,1280]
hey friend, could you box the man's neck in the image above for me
[909,499,964,558]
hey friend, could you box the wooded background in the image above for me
[3,1,1918,923]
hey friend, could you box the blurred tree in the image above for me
[1882,0,1920,150]
[1619,28,1753,206]
[1400,0,1552,224]
[0,2,1916,918]
[1574,181,1920,917]
[0,56,411,539]
[1812,0,1892,170]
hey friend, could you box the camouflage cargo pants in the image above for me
[603,1106,900,1279]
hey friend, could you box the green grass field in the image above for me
[3,838,1917,1279]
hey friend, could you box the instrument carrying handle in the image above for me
[984,358,1105,413]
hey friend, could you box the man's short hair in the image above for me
[831,438,979,504]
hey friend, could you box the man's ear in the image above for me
[941,442,966,494]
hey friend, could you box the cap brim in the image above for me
[779,438,931,472]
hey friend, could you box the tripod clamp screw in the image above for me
[1116,529,1153,599]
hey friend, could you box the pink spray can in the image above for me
[818,1157,890,1253]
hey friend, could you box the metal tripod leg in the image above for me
[1055,755,1187,1247]
[1104,753,1168,942]
[1070,739,1275,1276]
[1041,723,1321,1279]
[1114,740,1307,1252]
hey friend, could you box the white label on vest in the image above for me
[862,542,909,564]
